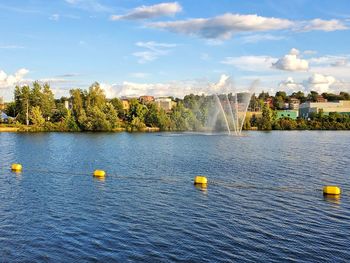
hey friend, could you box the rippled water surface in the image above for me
[0,131,349,262]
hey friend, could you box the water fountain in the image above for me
[209,77,258,136]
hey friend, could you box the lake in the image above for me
[0,131,349,262]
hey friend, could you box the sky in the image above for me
[0,0,350,101]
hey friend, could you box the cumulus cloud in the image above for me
[111,2,182,20]
[99,74,259,99]
[331,59,348,67]
[221,55,276,71]
[0,68,29,89]
[298,19,348,32]
[148,13,294,39]
[100,80,201,98]
[278,77,306,93]
[273,48,309,71]
[99,75,241,99]
[133,41,177,63]
[278,74,350,94]
[306,73,337,93]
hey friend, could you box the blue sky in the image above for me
[0,0,350,100]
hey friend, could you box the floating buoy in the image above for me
[194,176,207,185]
[11,163,22,172]
[93,170,106,178]
[323,186,341,195]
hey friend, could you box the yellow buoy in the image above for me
[194,176,207,185]
[323,186,341,195]
[11,163,22,172]
[93,170,106,178]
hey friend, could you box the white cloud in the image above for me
[221,55,276,71]
[49,14,60,21]
[65,0,110,12]
[273,48,309,71]
[303,50,317,55]
[331,59,348,67]
[278,77,306,93]
[306,73,337,93]
[148,13,294,39]
[298,19,348,32]
[147,13,348,40]
[309,55,349,67]
[111,2,182,20]
[278,73,350,94]
[210,74,231,93]
[0,45,25,49]
[240,33,286,43]
[132,41,176,63]
[0,68,29,89]
[129,72,149,78]
[200,53,210,60]
[99,74,260,99]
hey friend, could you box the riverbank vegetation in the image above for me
[1,82,350,131]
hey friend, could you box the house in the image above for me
[155,97,176,111]
[299,100,350,118]
[63,99,73,110]
[316,95,327,103]
[121,99,130,110]
[139,96,154,104]
[0,111,9,122]
[276,110,298,120]
[264,97,274,108]
[289,98,300,110]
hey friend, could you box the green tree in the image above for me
[127,98,148,124]
[86,82,106,110]
[103,103,119,128]
[259,104,272,130]
[110,98,124,118]
[30,106,45,127]
[41,83,55,120]
[14,85,31,124]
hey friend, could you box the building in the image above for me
[299,100,350,118]
[139,96,154,104]
[276,110,298,120]
[155,97,176,111]
[316,95,327,103]
[63,99,72,110]
[0,111,9,122]
[289,98,300,110]
[121,99,130,110]
[264,97,273,108]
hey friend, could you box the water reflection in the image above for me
[194,184,208,193]
[323,194,341,205]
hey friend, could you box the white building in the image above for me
[299,100,350,118]
[155,97,176,111]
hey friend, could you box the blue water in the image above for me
[0,131,349,262]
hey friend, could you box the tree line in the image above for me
[3,82,350,131]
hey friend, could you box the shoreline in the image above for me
[1,126,349,133]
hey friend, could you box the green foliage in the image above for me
[30,106,45,127]
[8,81,350,132]
[259,104,272,130]
[109,98,124,118]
